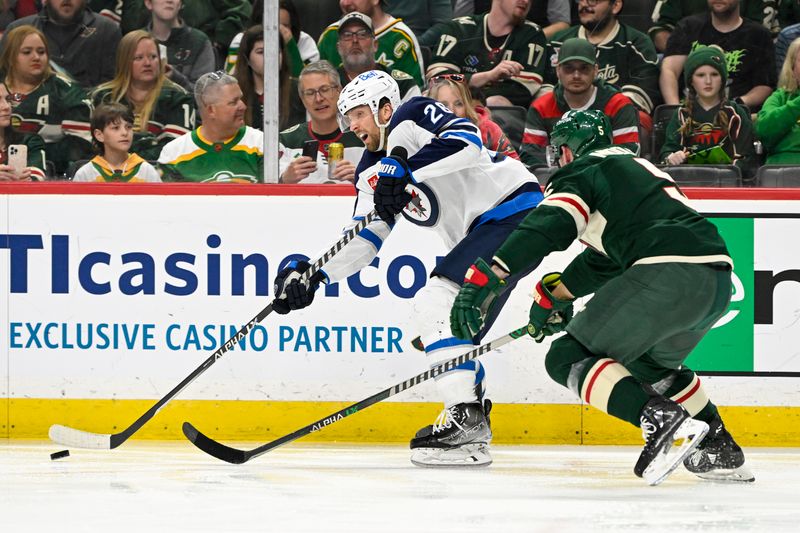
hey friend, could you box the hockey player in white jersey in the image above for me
[272,70,544,467]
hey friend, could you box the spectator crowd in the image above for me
[0,0,798,185]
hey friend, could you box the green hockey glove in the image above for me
[527,273,574,342]
[450,258,507,340]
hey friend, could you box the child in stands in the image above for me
[73,103,161,183]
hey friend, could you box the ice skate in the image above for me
[410,401,492,467]
[634,397,708,486]
[683,413,755,483]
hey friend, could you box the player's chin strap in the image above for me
[376,114,390,152]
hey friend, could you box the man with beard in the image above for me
[660,0,776,110]
[649,0,779,52]
[1,0,120,88]
[318,0,425,88]
[546,0,660,129]
[426,0,548,107]
[519,38,640,168]
[334,12,421,103]
[278,60,365,183]
[158,71,264,183]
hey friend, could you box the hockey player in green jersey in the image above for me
[451,109,754,485]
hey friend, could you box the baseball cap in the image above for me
[338,12,374,34]
[557,38,597,65]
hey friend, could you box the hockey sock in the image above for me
[414,277,484,407]
[546,335,652,426]
[648,368,719,423]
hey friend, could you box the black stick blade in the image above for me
[182,422,248,464]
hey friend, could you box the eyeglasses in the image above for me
[431,73,466,84]
[575,0,611,5]
[6,93,25,104]
[207,70,226,81]
[300,84,339,99]
[339,29,372,42]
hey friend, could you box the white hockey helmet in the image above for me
[337,69,401,131]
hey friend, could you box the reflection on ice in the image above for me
[2,442,798,532]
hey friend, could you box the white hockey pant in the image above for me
[412,276,485,407]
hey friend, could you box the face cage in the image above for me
[546,144,560,168]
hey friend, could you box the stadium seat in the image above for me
[660,165,742,187]
[651,104,680,161]
[756,165,800,187]
[488,105,527,151]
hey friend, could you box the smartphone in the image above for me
[8,144,27,174]
[302,139,319,159]
[158,44,168,63]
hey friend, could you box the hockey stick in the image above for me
[48,210,380,450]
[182,324,531,464]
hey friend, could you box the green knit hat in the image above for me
[683,45,728,88]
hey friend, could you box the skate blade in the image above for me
[695,464,755,483]
[643,418,709,486]
[410,443,492,468]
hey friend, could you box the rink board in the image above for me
[1,184,800,444]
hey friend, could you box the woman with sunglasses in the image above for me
[427,74,519,160]
[0,25,92,178]
[91,30,196,161]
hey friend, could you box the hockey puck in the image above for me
[50,449,70,460]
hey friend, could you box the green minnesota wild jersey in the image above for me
[318,16,425,88]
[493,147,731,297]
[158,125,265,183]
[91,82,196,161]
[427,15,548,107]
[547,23,661,113]
[72,154,162,182]
[10,73,92,176]
[278,121,365,183]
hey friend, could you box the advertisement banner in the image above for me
[1,190,799,409]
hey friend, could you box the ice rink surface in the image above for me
[1,441,798,533]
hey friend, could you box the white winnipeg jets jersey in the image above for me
[320,96,540,283]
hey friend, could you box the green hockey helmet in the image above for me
[548,109,613,165]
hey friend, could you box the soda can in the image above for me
[327,142,344,181]
[328,142,344,162]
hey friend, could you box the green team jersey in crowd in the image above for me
[659,101,754,170]
[318,16,425,88]
[650,0,779,37]
[427,15,548,107]
[547,23,661,113]
[0,133,47,180]
[9,73,92,176]
[493,146,731,297]
[158,125,264,183]
[72,154,162,183]
[92,83,196,161]
[278,121,365,183]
